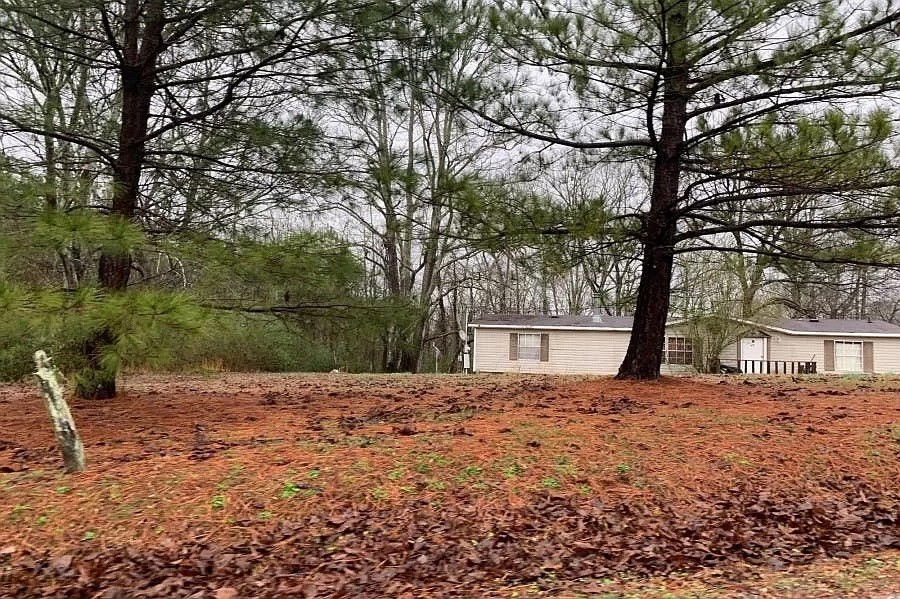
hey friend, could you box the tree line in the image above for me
[1,0,899,396]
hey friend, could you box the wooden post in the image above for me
[33,350,86,473]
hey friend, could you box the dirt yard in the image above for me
[1,372,898,598]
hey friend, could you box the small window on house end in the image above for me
[665,336,693,365]
[517,333,542,361]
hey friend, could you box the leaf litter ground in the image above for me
[0,372,898,597]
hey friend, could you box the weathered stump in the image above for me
[33,350,86,473]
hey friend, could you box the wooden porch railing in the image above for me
[721,360,817,375]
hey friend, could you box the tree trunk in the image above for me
[616,1,690,380]
[616,216,678,379]
[76,0,165,398]
[34,351,86,473]
[75,328,117,399]
[398,346,420,373]
[398,304,429,372]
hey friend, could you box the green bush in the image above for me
[0,309,349,380]
[0,334,37,381]
[0,277,388,379]
[163,313,341,373]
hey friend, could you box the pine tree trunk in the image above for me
[75,0,164,398]
[401,307,431,373]
[75,329,117,399]
[616,1,690,380]
[398,347,420,373]
[616,215,678,379]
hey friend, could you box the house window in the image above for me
[509,332,549,362]
[517,333,542,361]
[834,341,863,372]
[665,336,693,365]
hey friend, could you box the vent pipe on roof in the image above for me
[591,306,603,323]
[591,293,603,323]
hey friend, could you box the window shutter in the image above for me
[509,333,518,361]
[823,340,834,371]
[863,341,874,373]
[540,333,550,362]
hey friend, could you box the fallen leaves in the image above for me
[2,373,900,597]
[2,478,898,598]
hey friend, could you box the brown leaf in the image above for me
[574,581,614,593]
[214,587,240,599]
[49,554,73,573]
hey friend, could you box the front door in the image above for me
[740,337,767,373]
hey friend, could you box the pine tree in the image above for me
[483,0,900,378]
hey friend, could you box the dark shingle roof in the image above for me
[770,318,900,335]
[471,314,634,329]
[471,314,900,336]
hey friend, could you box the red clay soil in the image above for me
[0,372,898,597]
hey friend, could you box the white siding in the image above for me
[765,334,821,364]
[474,324,900,375]
[719,342,738,363]
[873,338,900,372]
[473,327,632,375]
[720,332,900,374]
